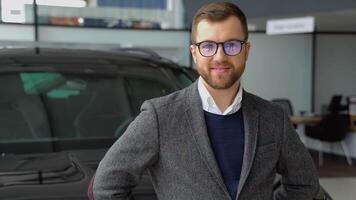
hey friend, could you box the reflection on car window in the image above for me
[21,72,84,98]
[0,70,174,154]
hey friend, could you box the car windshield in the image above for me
[0,66,178,154]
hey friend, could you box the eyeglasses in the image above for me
[194,39,246,57]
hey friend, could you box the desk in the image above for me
[290,115,322,125]
[289,115,321,145]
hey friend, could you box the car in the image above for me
[0,47,197,200]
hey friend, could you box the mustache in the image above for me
[208,61,233,68]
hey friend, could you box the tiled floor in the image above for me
[320,177,356,200]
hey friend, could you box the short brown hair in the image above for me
[191,2,248,43]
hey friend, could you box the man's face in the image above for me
[190,16,250,90]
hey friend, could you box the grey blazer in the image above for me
[93,81,319,200]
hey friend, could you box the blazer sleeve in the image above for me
[274,110,320,200]
[93,100,159,200]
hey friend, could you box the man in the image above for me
[93,2,319,200]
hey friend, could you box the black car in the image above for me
[0,47,197,200]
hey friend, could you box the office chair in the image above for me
[305,113,353,166]
[271,98,294,116]
[328,95,348,114]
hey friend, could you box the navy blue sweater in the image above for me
[204,110,245,200]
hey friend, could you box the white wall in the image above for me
[242,33,313,114]
[314,34,356,114]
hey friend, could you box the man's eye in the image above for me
[225,43,235,49]
[202,44,214,50]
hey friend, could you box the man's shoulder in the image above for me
[244,91,284,115]
[145,85,192,111]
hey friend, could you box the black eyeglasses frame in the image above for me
[194,39,247,57]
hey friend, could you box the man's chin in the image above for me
[200,73,240,90]
[207,80,236,90]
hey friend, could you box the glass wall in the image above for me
[0,0,185,30]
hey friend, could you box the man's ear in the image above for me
[244,42,251,60]
[190,44,197,64]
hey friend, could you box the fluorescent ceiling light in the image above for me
[35,0,87,8]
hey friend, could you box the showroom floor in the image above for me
[320,177,356,200]
[308,150,356,200]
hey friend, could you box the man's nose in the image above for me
[213,44,227,61]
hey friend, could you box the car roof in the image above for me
[0,47,181,69]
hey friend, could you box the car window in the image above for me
[170,69,194,88]
[0,68,174,154]
[125,77,172,115]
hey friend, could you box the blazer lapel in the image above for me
[236,91,259,199]
[184,82,231,199]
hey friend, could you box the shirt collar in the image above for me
[198,76,243,115]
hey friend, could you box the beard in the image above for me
[198,61,244,90]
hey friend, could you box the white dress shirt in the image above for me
[198,76,243,115]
